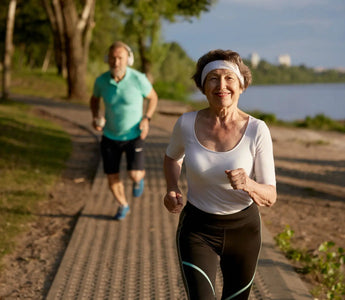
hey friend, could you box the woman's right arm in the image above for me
[163,154,184,213]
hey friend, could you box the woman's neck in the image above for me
[206,106,241,123]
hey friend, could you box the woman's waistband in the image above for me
[183,201,259,227]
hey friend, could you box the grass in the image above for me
[0,100,72,266]
[7,68,93,105]
[10,69,69,100]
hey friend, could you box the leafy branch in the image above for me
[275,225,345,299]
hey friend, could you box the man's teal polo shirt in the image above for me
[93,68,152,141]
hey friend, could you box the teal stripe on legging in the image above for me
[223,272,256,300]
[182,261,216,298]
[225,214,261,299]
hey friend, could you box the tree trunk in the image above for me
[41,47,52,72]
[60,0,95,100]
[65,29,87,100]
[42,0,67,78]
[2,0,17,101]
[137,34,153,83]
[43,0,95,101]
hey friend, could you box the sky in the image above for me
[162,0,345,69]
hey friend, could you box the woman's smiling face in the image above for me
[203,68,243,109]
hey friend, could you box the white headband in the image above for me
[201,60,244,87]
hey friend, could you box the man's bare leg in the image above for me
[128,170,145,183]
[107,173,128,206]
[107,173,130,220]
[129,170,145,197]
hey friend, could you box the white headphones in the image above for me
[104,42,134,66]
[125,44,134,66]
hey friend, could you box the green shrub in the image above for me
[275,226,345,299]
[294,114,345,132]
[153,81,189,101]
[248,110,278,124]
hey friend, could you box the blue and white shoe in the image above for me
[114,205,130,220]
[133,178,144,197]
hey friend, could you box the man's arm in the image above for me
[90,95,103,131]
[140,88,158,139]
[143,88,158,120]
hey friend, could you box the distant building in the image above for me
[250,52,260,68]
[314,66,345,73]
[336,67,345,73]
[314,67,326,73]
[278,54,291,67]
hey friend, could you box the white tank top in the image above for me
[166,111,276,215]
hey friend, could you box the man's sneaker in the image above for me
[114,205,130,220]
[133,178,144,197]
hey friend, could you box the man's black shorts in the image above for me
[100,135,145,174]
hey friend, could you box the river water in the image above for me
[191,83,345,121]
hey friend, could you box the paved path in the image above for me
[14,95,313,300]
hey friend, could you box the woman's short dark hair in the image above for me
[192,49,252,92]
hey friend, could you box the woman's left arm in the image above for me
[228,121,277,207]
[225,168,277,207]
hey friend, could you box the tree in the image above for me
[0,0,52,71]
[43,0,96,100]
[116,0,216,81]
[2,0,17,101]
[152,42,196,100]
[42,0,67,77]
[89,1,124,63]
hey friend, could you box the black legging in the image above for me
[176,202,261,300]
